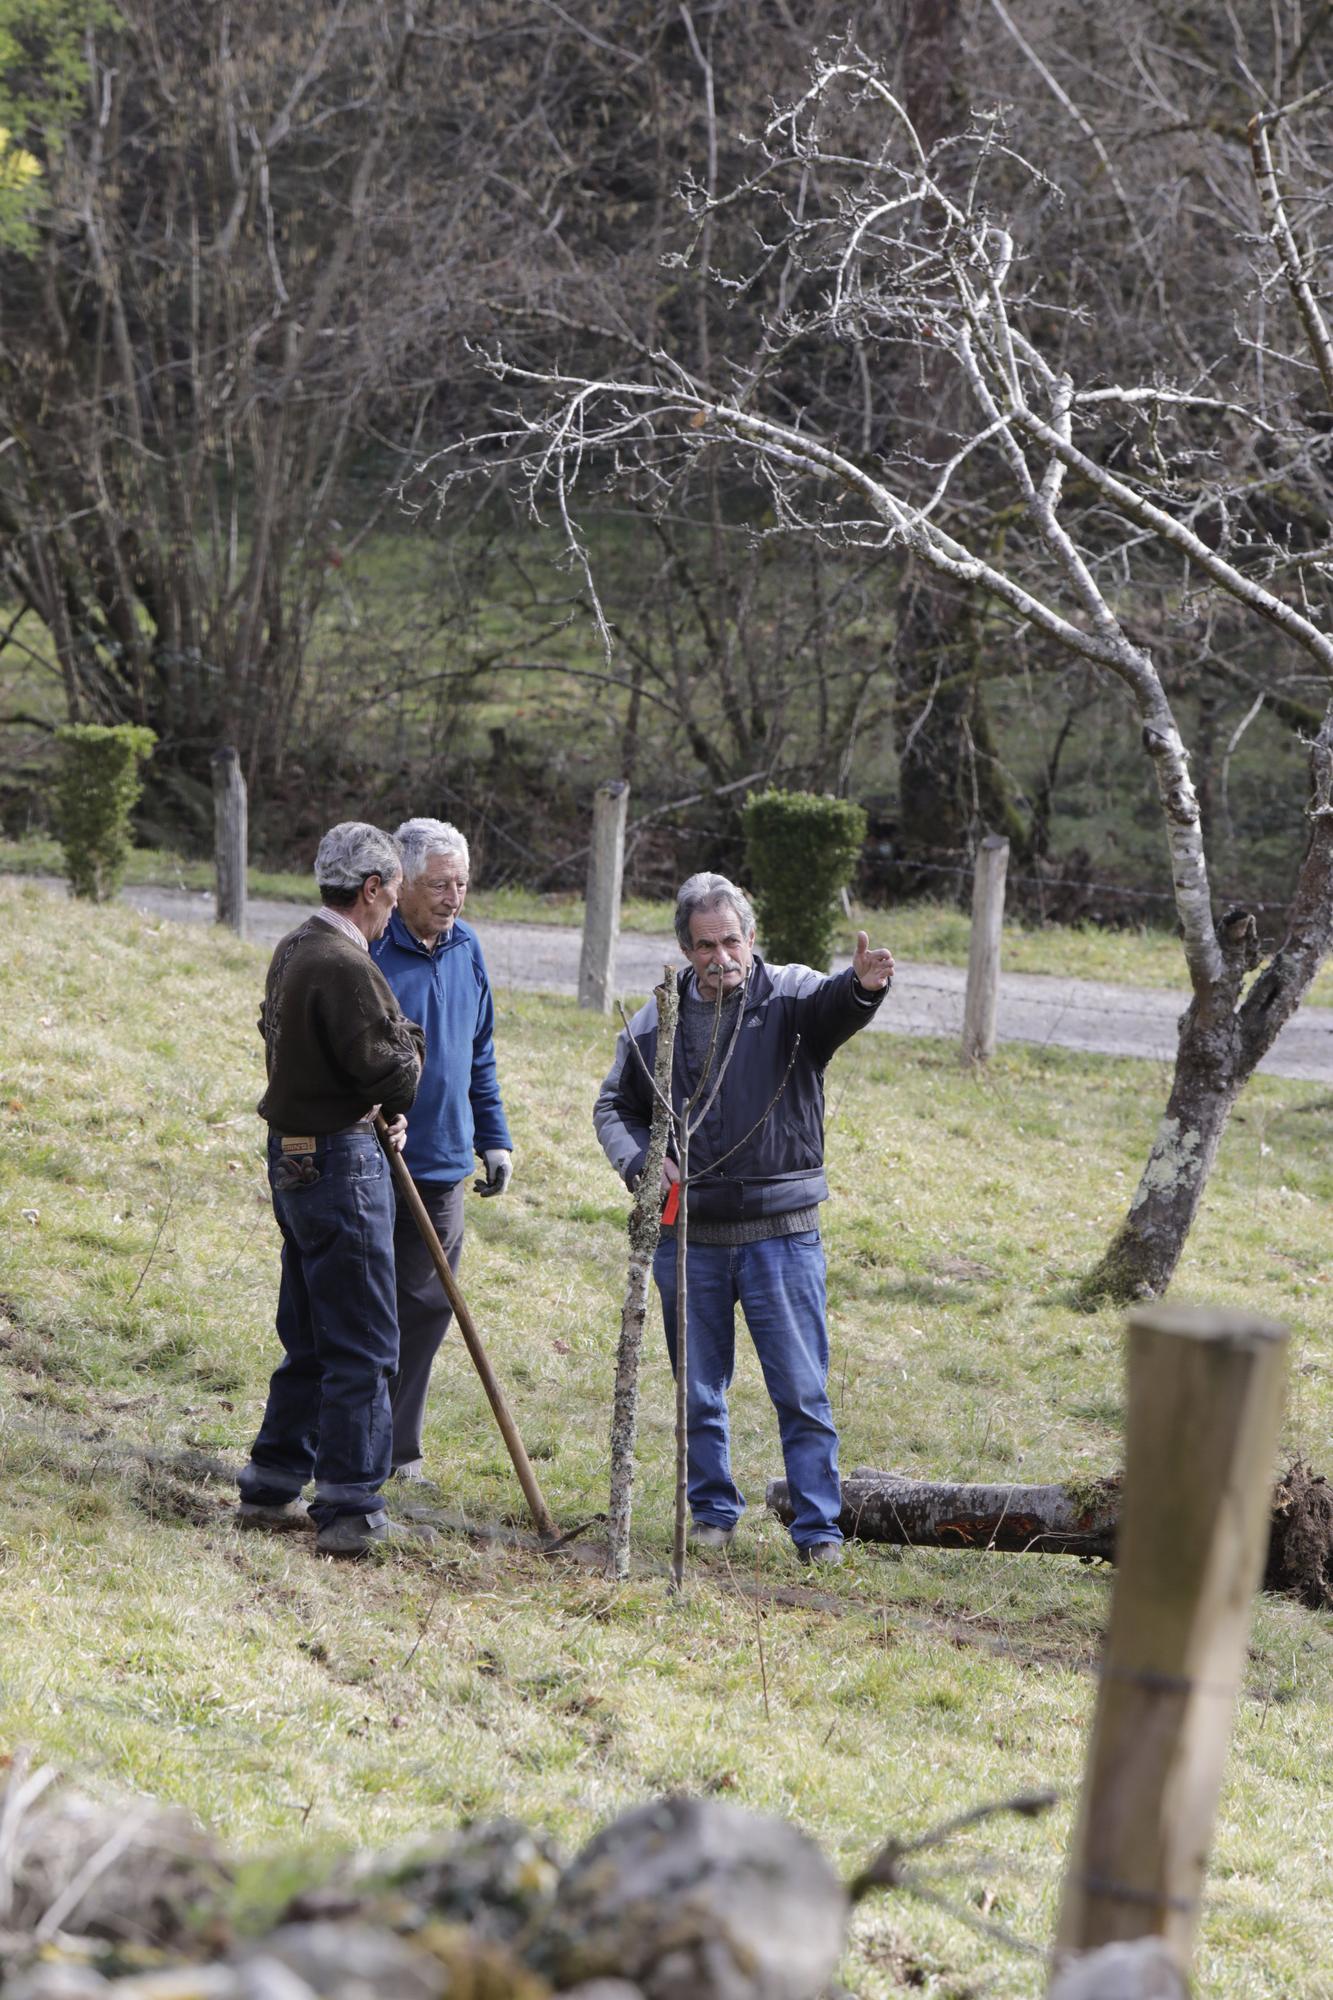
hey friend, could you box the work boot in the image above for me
[797,1541,843,1568]
[690,1522,735,1552]
[316,1508,398,1557]
[315,1509,438,1557]
[236,1498,314,1533]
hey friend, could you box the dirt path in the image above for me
[29,873,1333,1083]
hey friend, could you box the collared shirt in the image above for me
[313,905,368,951]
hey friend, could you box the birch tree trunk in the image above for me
[1086,709,1333,1301]
[1083,1011,1244,1303]
[484,50,1333,1312]
[606,966,679,1581]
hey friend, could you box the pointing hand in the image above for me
[852,931,894,991]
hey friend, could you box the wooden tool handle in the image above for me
[374,1115,558,1542]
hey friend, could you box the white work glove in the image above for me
[475,1148,513,1198]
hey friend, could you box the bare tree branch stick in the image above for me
[608,966,679,1582]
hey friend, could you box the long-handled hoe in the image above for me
[373,1113,559,1543]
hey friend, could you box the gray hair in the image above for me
[313,821,402,893]
[394,816,470,881]
[674,872,756,950]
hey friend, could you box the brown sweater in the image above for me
[256,919,425,1134]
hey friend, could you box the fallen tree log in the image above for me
[767,1467,1121,1559]
[765,1463,1333,1610]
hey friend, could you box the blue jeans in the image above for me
[653,1229,842,1549]
[239,1128,400,1525]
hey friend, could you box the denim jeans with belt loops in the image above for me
[239,1127,400,1525]
[653,1227,842,1549]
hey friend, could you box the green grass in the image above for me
[1,878,1332,1995]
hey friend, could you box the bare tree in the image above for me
[2,5,430,804]
[436,43,1333,1299]
[0,2,698,828]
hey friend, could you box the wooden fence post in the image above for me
[211,746,247,938]
[1052,1305,1288,1984]
[579,778,629,1013]
[960,833,1008,1065]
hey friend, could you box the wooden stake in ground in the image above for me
[210,746,247,938]
[1052,1304,1288,1983]
[373,1115,559,1543]
[960,833,1008,1067]
[578,779,629,1013]
[671,1124,691,1593]
[606,964,678,1581]
[668,980,747,1592]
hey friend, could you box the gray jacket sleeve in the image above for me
[592,995,658,1185]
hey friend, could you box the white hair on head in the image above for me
[394,816,470,881]
[674,872,756,950]
[313,821,401,891]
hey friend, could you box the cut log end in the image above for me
[1264,1460,1333,1611]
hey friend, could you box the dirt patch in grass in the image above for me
[130,1467,225,1528]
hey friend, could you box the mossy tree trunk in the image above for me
[1084,1014,1245,1303]
[1085,711,1333,1302]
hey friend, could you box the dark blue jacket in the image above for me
[371,912,511,1184]
[593,958,883,1223]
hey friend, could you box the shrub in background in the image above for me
[54,723,157,901]
[741,788,867,970]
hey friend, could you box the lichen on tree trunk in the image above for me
[1082,1066,1241,1303]
[1084,710,1333,1302]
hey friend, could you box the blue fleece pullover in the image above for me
[371,912,512,1184]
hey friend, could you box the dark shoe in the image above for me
[315,1509,438,1557]
[690,1522,735,1552]
[797,1541,843,1568]
[316,1508,397,1557]
[236,1498,314,1533]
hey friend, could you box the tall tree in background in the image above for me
[457,38,1333,1297]
[2,0,1327,882]
[0,2,471,820]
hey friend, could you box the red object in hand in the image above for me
[661,1182,680,1226]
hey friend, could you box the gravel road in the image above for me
[30,874,1333,1084]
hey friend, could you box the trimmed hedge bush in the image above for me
[741,788,867,971]
[54,723,157,901]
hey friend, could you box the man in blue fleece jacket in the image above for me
[371,816,513,1479]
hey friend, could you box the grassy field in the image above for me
[9,834,1333,1008]
[1,878,1331,1995]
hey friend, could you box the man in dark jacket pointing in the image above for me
[594,871,893,1566]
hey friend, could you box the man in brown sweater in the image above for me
[237,821,427,1557]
